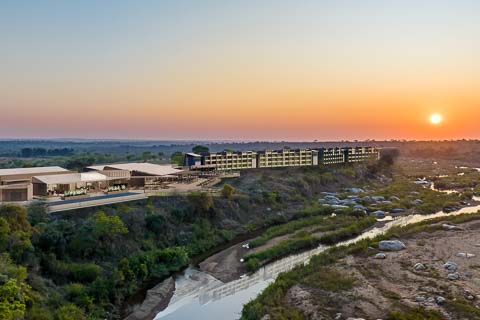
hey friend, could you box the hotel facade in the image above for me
[185,146,380,171]
[257,148,318,168]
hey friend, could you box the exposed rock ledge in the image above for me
[124,277,175,320]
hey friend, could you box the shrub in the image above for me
[221,184,236,198]
[54,304,87,320]
[245,258,260,272]
[187,192,213,212]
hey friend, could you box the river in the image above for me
[154,196,480,320]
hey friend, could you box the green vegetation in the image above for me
[0,202,195,319]
[248,206,339,248]
[192,145,209,154]
[445,298,480,318]
[386,307,444,320]
[221,184,236,198]
[244,215,376,271]
[432,168,480,193]
[170,151,184,166]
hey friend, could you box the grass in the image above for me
[302,267,356,291]
[243,216,376,271]
[386,307,444,320]
[248,206,340,248]
[445,299,480,318]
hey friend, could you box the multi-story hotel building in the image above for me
[344,146,380,163]
[202,151,257,170]
[185,146,380,171]
[257,148,318,168]
[318,148,346,165]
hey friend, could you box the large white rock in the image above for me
[378,240,406,251]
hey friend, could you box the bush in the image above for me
[386,307,443,320]
[27,202,49,226]
[221,184,236,198]
[54,304,87,320]
[245,258,260,272]
[187,192,213,212]
[70,263,101,283]
[145,214,166,234]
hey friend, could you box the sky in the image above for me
[1,0,479,141]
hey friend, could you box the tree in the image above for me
[54,304,87,320]
[0,218,9,250]
[0,279,28,320]
[221,184,235,198]
[170,152,184,166]
[379,148,400,166]
[141,151,155,161]
[69,211,128,257]
[187,192,213,212]
[27,202,49,226]
[192,145,209,154]
[145,214,165,234]
[89,211,128,241]
[0,204,30,233]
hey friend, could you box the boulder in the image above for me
[362,196,373,203]
[353,204,367,211]
[389,196,400,201]
[391,208,406,214]
[411,199,424,206]
[379,240,406,251]
[436,296,446,305]
[331,205,349,210]
[372,196,385,202]
[456,252,475,258]
[346,187,364,194]
[340,199,358,206]
[374,253,386,259]
[443,261,457,271]
[442,224,464,231]
[414,263,426,271]
[371,210,386,219]
[326,199,341,205]
[447,272,460,281]
[347,195,361,200]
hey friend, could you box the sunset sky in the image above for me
[1,0,479,141]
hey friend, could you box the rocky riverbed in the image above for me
[284,218,480,319]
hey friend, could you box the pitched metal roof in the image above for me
[103,163,183,176]
[33,172,107,185]
[0,166,69,177]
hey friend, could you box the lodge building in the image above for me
[0,163,184,202]
[184,146,380,171]
[257,148,318,168]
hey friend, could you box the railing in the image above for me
[48,193,147,212]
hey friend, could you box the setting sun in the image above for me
[430,113,443,125]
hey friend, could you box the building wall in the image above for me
[344,147,379,163]
[319,148,346,165]
[257,149,317,168]
[193,147,379,171]
[0,184,33,202]
[203,151,257,171]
